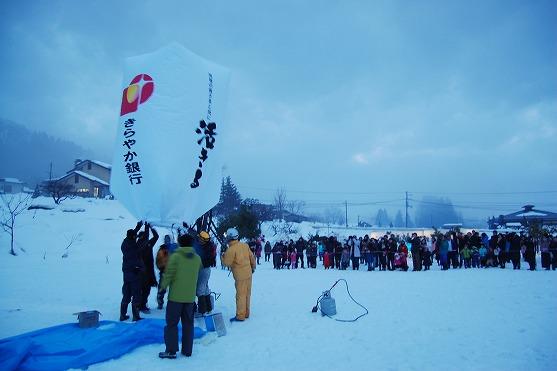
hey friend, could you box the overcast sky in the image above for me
[1,0,556,222]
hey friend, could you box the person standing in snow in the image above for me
[334,238,343,269]
[158,233,201,359]
[350,236,361,270]
[295,237,306,268]
[120,221,144,322]
[307,241,318,268]
[550,235,557,270]
[194,231,216,315]
[137,223,159,313]
[222,228,256,322]
[156,234,177,310]
[509,233,522,270]
[524,236,536,271]
[264,240,272,262]
[410,233,422,271]
[325,236,335,268]
[272,241,283,269]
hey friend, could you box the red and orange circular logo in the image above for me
[120,74,154,116]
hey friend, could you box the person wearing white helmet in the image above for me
[222,227,256,322]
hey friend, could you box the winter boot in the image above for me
[120,302,130,321]
[205,295,213,313]
[132,305,143,321]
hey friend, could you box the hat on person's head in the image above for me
[226,228,239,241]
[127,229,136,239]
[199,231,210,242]
[178,233,194,247]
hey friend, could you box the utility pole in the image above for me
[345,200,348,228]
[405,191,409,228]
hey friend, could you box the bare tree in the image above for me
[273,187,287,220]
[286,200,306,217]
[323,207,345,226]
[42,180,75,205]
[1,193,31,255]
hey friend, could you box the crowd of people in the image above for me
[253,230,557,272]
[121,224,556,360]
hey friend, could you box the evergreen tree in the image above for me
[217,204,260,240]
[374,208,391,227]
[242,198,274,228]
[214,176,242,217]
[394,210,404,228]
[414,196,461,227]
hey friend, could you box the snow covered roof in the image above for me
[91,160,112,170]
[515,211,548,217]
[73,160,112,170]
[73,171,110,186]
[0,178,24,184]
[55,171,110,186]
[499,205,557,225]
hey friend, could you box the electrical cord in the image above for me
[311,279,369,322]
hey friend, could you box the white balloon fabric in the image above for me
[110,43,230,226]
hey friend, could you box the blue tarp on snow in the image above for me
[0,319,206,371]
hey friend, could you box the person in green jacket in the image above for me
[461,244,472,268]
[158,233,201,359]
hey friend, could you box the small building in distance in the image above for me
[44,159,112,198]
[0,178,25,194]
[488,205,557,229]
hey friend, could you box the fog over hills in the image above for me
[0,119,95,187]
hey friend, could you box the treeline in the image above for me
[0,119,94,186]
[214,177,464,235]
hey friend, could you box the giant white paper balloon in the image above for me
[110,43,230,225]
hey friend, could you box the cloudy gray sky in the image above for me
[1,0,556,223]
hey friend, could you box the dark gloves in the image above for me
[136,221,143,228]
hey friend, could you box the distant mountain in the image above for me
[0,119,94,187]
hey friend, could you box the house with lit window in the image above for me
[45,160,112,198]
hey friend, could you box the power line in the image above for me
[410,190,557,195]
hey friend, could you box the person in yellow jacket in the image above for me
[222,228,256,322]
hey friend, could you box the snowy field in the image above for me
[1,197,556,371]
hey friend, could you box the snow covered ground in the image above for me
[1,197,556,370]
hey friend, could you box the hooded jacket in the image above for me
[160,246,201,303]
[222,240,256,281]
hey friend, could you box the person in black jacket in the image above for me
[387,235,397,271]
[195,231,216,315]
[306,242,317,268]
[509,233,521,270]
[264,241,272,262]
[550,235,557,270]
[410,233,422,271]
[334,238,343,270]
[295,237,306,268]
[524,236,536,271]
[120,221,144,321]
[138,223,159,313]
